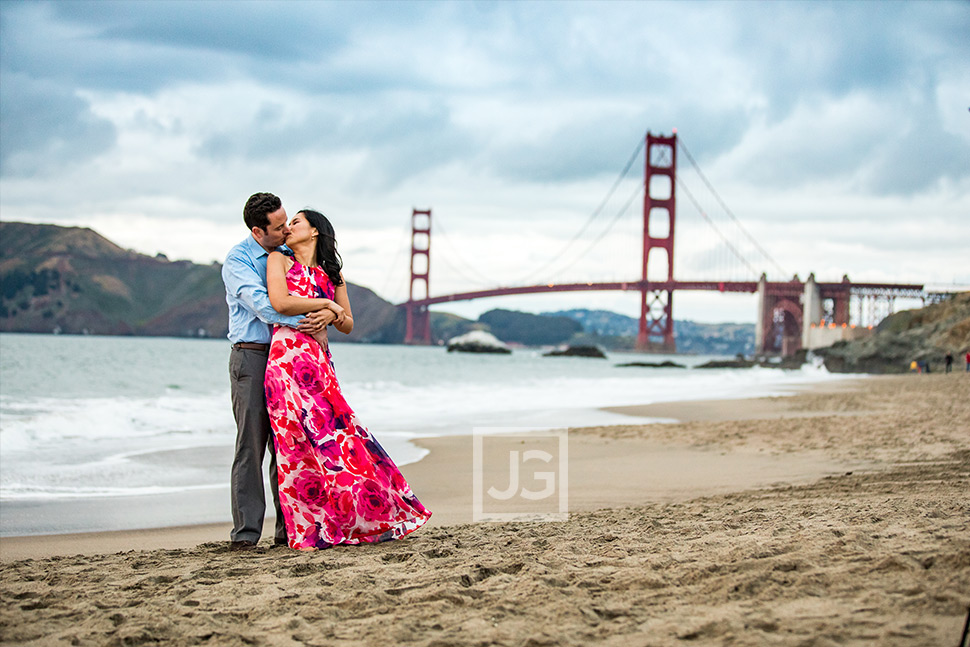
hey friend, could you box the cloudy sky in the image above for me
[1,0,968,323]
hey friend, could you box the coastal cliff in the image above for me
[813,292,970,373]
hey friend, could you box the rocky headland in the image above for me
[814,292,970,373]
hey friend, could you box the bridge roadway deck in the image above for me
[403,280,924,307]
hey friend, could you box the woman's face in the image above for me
[287,212,318,245]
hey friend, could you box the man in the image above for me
[222,192,335,550]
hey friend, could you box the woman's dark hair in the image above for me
[299,209,344,287]
[243,192,282,230]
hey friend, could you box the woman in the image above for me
[264,209,431,550]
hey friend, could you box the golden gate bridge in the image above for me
[397,131,924,355]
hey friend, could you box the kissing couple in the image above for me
[221,192,431,551]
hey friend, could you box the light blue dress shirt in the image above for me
[223,235,303,344]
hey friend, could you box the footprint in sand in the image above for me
[423,547,453,559]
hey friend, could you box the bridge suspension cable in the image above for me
[676,176,760,278]
[677,137,787,278]
[509,135,646,286]
[432,215,497,287]
[564,182,642,279]
[378,221,414,300]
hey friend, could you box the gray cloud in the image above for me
[860,96,970,195]
[0,73,116,177]
[2,1,442,95]
[730,3,967,109]
[51,1,343,61]
[6,0,966,193]
[195,93,473,189]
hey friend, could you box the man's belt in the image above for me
[232,342,270,352]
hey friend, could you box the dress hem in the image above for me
[288,511,433,550]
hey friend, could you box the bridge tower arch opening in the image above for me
[405,208,432,345]
[637,132,677,351]
[762,297,802,356]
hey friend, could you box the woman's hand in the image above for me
[328,301,348,327]
[297,308,337,334]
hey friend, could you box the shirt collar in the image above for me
[242,235,292,260]
[243,234,269,260]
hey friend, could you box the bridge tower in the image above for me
[637,132,677,351]
[405,208,432,345]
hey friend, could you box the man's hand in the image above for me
[297,308,337,334]
[311,327,329,349]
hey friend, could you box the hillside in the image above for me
[479,309,581,346]
[813,292,970,373]
[546,308,755,355]
[0,222,398,341]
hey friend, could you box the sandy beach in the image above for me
[2,374,968,646]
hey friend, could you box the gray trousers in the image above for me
[229,347,285,543]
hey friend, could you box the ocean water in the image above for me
[0,333,852,535]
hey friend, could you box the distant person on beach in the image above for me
[264,208,431,551]
[966,351,970,372]
[222,192,334,551]
[944,352,953,373]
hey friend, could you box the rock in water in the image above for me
[543,345,607,359]
[615,360,686,368]
[694,358,755,369]
[446,330,512,354]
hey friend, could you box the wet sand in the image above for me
[2,374,968,646]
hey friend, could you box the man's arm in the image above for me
[223,251,304,329]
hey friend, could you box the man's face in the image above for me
[254,206,289,249]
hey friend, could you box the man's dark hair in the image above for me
[243,192,282,231]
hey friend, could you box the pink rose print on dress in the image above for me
[344,436,377,477]
[292,355,324,394]
[390,469,408,492]
[329,489,357,528]
[264,366,287,415]
[269,343,286,361]
[354,479,392,519]
[305,401,336,444]
[292,470,329,510]
[316,438,345,472]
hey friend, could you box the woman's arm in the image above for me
[266,252,338,316]
[331,273,354,335]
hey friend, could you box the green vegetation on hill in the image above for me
[1,222,224,336]
[545,308,755,355]
[478,309,581,346]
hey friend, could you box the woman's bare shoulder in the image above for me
[268,250,294,269]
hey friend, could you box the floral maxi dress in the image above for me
[265,261,431,549]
